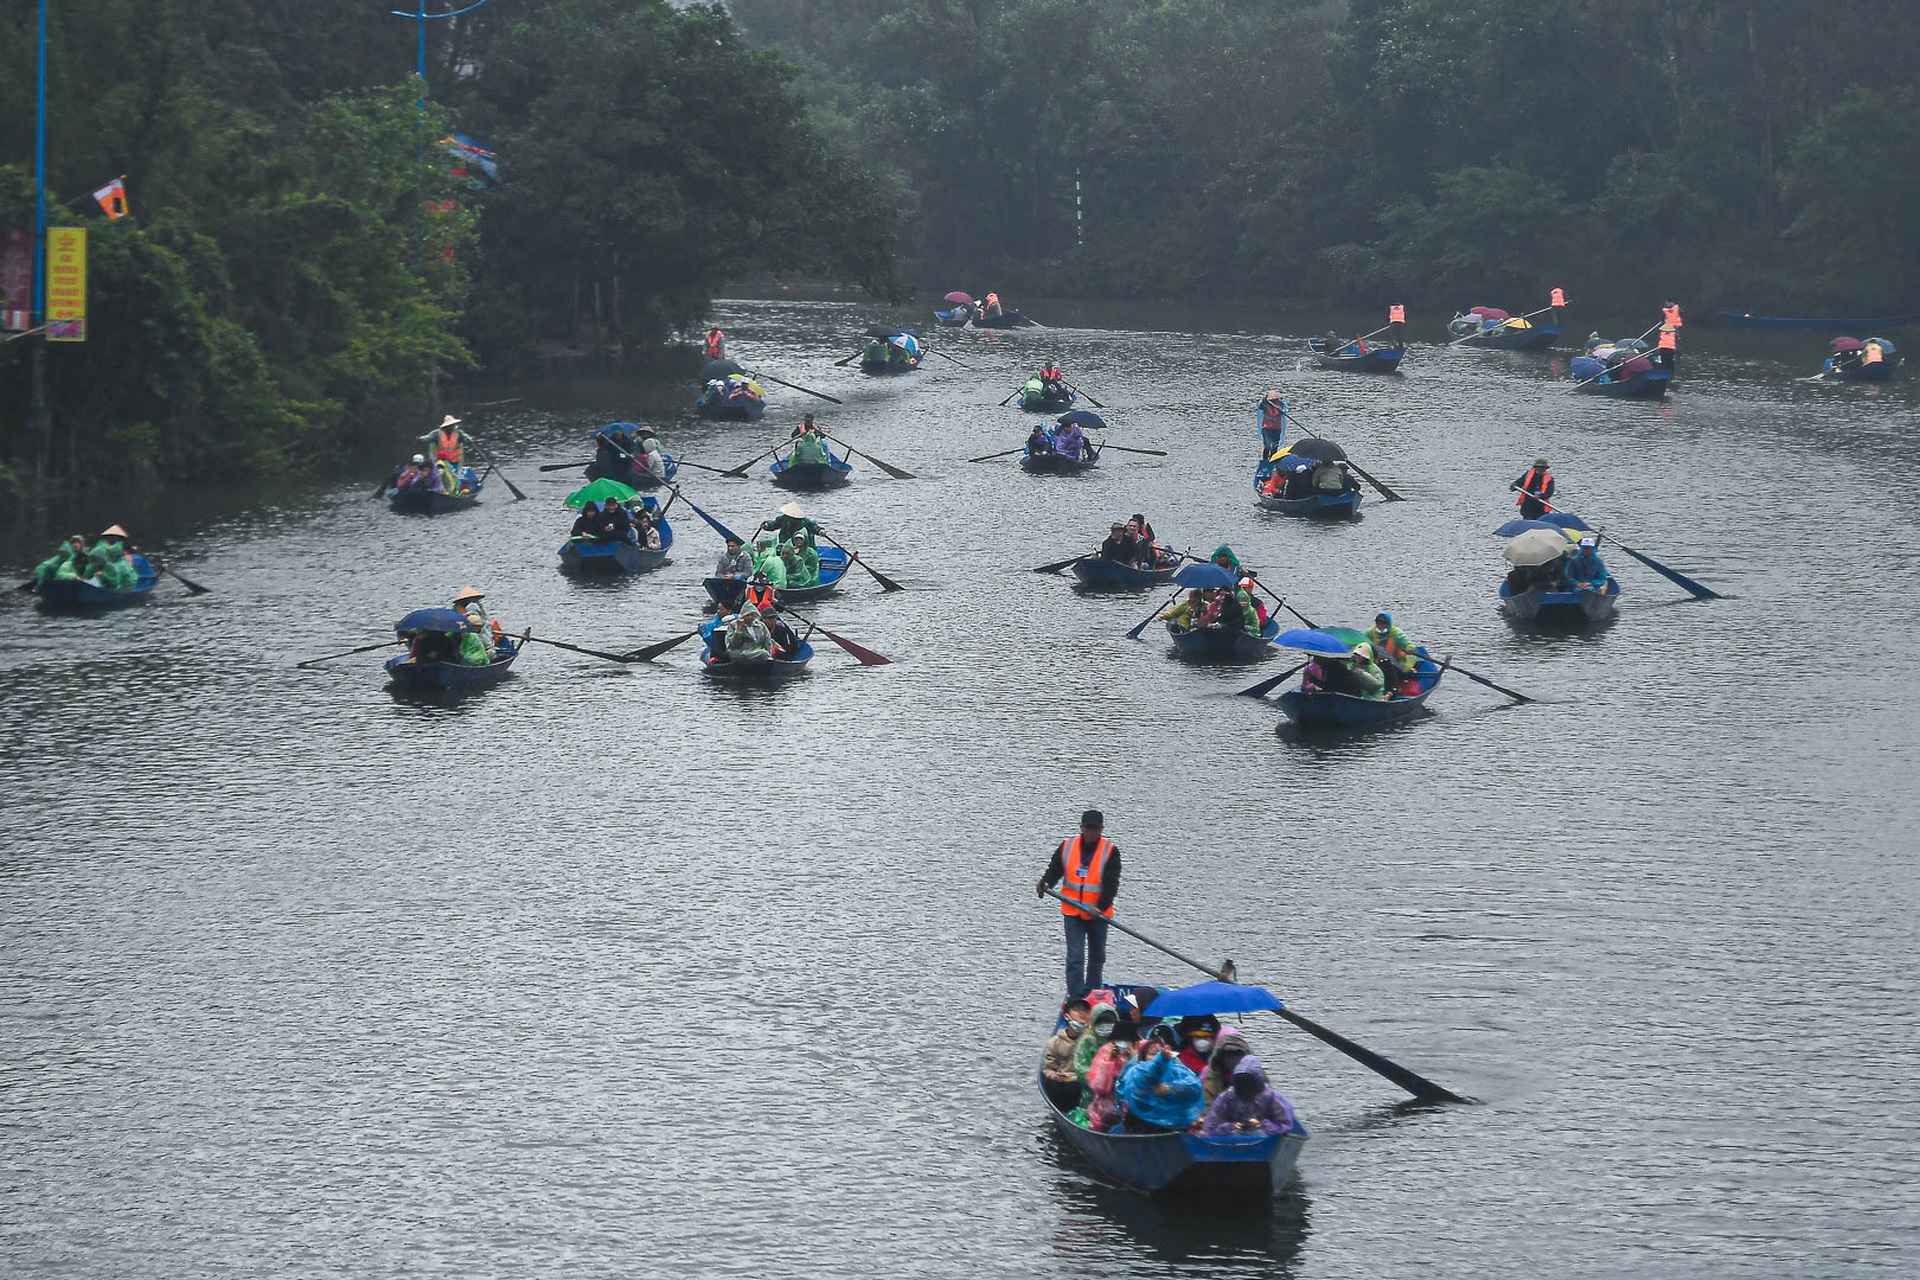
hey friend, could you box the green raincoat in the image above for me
[789,433,828,467]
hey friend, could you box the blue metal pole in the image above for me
[416,0,426,94]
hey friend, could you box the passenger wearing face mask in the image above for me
[1200,1056,1295,1137]
[1176,1016,1221,1075]
[1116,1023,1207,1134]
[1042,998,1091,1111]
[1201,1027,1255,1104]
[1074,1013,1136,1132]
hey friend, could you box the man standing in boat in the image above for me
[1037,810,1122,999]
[1511,458,1554,519]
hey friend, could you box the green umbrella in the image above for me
[565,477,641,509]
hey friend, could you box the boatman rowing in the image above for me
[1037,809,1122,999]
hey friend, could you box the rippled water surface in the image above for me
[4,301,1918,1278]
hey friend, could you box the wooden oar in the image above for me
[1433,655,1532,704]
[1517,488,1720,600]
[999,388,1024,407]
[519,634,639,664]
[832,348,864,367]
[673,488,744,544]
[928,347,970,369]
[148,559,211,595]
[625,630,700,662]
[538,460,592,472]
[1038,888,1466,1105]
[1343,458,1403,502]
[1571,325,1663,387]
[822,432,914,479]
[968,447,1026,463]
[1241,575,1317,629]
[664,458,733,475]
[1124,585,1186,639]
[818,530,904,592]
[1092,442,1168,457]
[297,638,401,668]
[1238,661,1309,698]
[462,435,526,500]
[752,371,842,404]
[722,445,783,479]
[371,471,395,499]
[1033,553,1090,575]
[779,607,891,665]
[1061,379,1105,408]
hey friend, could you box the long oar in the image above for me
[297,638,401,668]
[1434,655,1532,704]
[722,445,783,479]
[1124,585,1186,639]
[752,371,842,404]
[780,607,891,665]
[1093,442,1168,457]
[148,558,212,595]
[1343,458,1403,502]
[818,530,904,592]
[625,630,700,662]
[832,348,864,367]
[673,488,744,544]
[665,458,734,475]
[461,435,526,500]
[969,446,1026,463]
[538,460,593,472]
[928,347,971,369]
[1242,575,1317,629]
[519,634,639,664]
[1571,325,1662,388]
[1061,379,1104,408]
[999,388,1024,407]
[1238,661,1309,698]
[1034,553,1091,575]
[822,432,914,479]
[1039,888,1466,1105]
[1518,489,1720,600]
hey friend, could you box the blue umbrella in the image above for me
[1539,511,1592,532]
[1172,561,1237,589]
[394,607,470,634]
[1145,981,1284,1018]
[1492,518,1564,538]
[1055,409,1106,430]
[1275,627,1352,656]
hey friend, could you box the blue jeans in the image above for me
[1063,915,1109,998]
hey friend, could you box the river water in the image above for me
[3,300,1917,1278]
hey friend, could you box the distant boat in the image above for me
[1718,310,1920,331]
[1307,336,1404,372]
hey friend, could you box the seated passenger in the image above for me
[394,454,433,491]
[723,606,774,663]
[408,629,455,664]
[1162,589,1206,630]
[790,530,821,587]
[602,500,634,541]
[569,500,601,540]
[435,459,461,494]
[1201,1056,1295,1137]
[1202,1028,1255,1104]
[1366,611,1420,689]
[635,510,663,550]
[636,435,670,482]
[1210,545,1242,574]
[1564,537,1609,590]
[765,609,802,660]
[457,624,491,666]
[1099,521,1130,561]
[1026,424,1055,455]
[32,534,90,587]
[1053,420,1086,460]
[1238,576,1268,629]
[1043,999,1092,1112]
[789,429,829,467]
[1116,1028,1206,1134]
[1076,1017,1134,1132]
[1176,1016,1220,1075]
[1312,460,1346,493]
[1282,460,1315,498]
[751,532,788,589]
[714,535,752,578]
[94,542,138,591]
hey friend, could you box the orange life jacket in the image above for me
[1260,401,1285,430]
[1388,304,1406,324]
[1550,287,1567,308]
[1662,304,1683,329]
[434,427,463,465]
[1516,468,1551,507]
[704,329,725,358]
[1864,343,1884,364]
[746,584,776,611]
[1058,836,1115,919]
[1657,329,1677,351]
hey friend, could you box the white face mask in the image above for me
[1065,1019,1087,1034]
[1193,1038,1215,1054]
[1093,1022,1115,1040]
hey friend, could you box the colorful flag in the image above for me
[92,176,129,221]
[45,227,87,342]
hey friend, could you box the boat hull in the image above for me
[1573,367,1671,398]
[699,639,814,682]
[1256,488,1362,519]
[384,649,518,690]
[935,309,1023,329]
[703,547,850,610]
[1308,338,1404,372]
[1500,579,1621,624]
[1278,663,1441,729]
[388,487,480,514]
[31,556,158,609]
[1018,389,1076,413]
[1452,323,1559,351]
[860,358,920,374]
[558,529,673,576]
[1043,1078,1307,1198]
[769,457,853,489]
[1019,447,1099,475]
[1829,359,1898,382]
[1071,557,1177,589]
[693,398,765,422]
[1167,616,1280,663]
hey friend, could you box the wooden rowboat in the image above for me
[1499,578,1621,625]
[1447,316,1559,351]
[703,547,850,611]
[385,645,520,691]
[770,452,854,490]
[1308,337,1405,372]
[388,483,481,514]
[1017,386,1076,413]
[1070,556,1178,589]
[700,638,814,682]
[31,554,158,609]
[1277,659,1441,729]
[1167,616,1280,663]
[558,518,674,576]
[1019,443,1101,475]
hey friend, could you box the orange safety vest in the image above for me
[1864,343,1884,364]
[1516,468,1551,507]
[1550,287,1567,308]
[746,583,776,611]
[434,427,463,465]
[1657,329,1677,351]
[1058,835,1115,919]
[1388,304,1406,324]
[1662,304,1683,329]
[1259,402,1286,432]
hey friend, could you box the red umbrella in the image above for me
[1831,336,1866,352]
[944,291,974,305]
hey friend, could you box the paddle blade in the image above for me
[847,447,914,480]
[1238,662,1306,698]
[1612,540,1722,600]
[625,630,698,662]
[1033,555,1086,575]
[822,628,891,665]
[1346,460,1403,502]
[851,552,905,593]
[160,564,212,594]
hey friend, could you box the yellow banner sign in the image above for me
[46,226,87,342]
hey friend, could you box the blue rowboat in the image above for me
[31,554,158,609]
[1040,981,1308,1198]
[1570,358,1670,398]
[1019,443,1101,475]
[1017,386,1076,413]
[558,517,674,577]
[770,450,854,490]
[1821,337,1900,382]
[388,474,483,514]
[384,642,521,691]
[935,308,1024,328]
[693,395,765,422]
[1719,310,1920,330]
[1253,460,1362,519]
[699,638,814,682]
[1071,555,1178,589]
[1277,656,1442,729]
[1168,615,1280,663]
[1308,337,1404,372]
[1447,315,1559,351]
[703,546,850,611]
[861,354,920,374]
[1500,577,1621,625]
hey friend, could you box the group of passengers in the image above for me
[403,586,514,666]
[594,425,671,484]
[784,415,835,469]
[1261,455,1360,501]
[1041,991,1295,1138]
[1026,415,1090,460]
[30,525,142,591]
[391,453,474,496]
[1299,610,1429,701]
[1098,515,1169,569]
[570,497,663,550]
[702,587,804,666]
[1161,545,1267,638]
[1505,537,1610,595]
